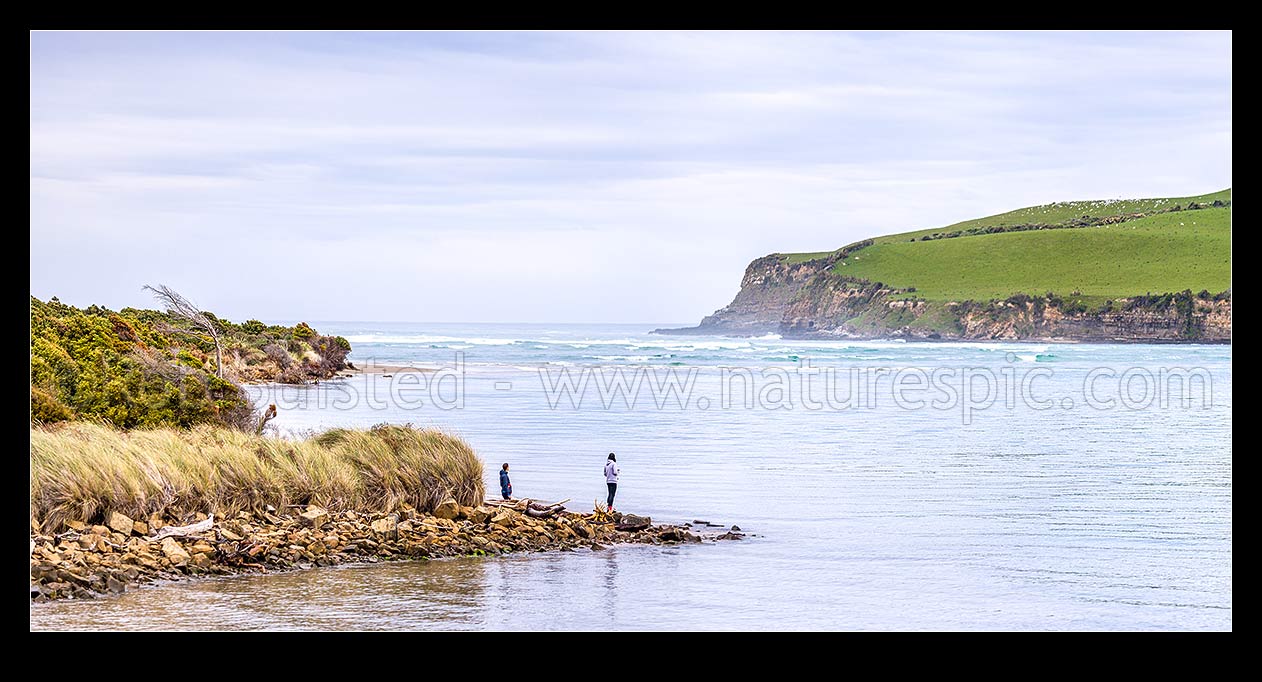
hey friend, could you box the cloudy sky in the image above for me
[30,31,1232,324]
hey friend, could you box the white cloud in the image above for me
[30,30,1232,322]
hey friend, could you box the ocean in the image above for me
[30,322,1232,630]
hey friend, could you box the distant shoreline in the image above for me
[651,327,1233,345]
[241,363,436,385]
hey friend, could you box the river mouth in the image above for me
[30,328,1233,631]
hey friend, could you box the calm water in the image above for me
[31,323,1232,630]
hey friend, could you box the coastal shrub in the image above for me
[293,322,316,339]
[263,343,293,368]
[30,296,351,430]
[29,422,485,532]
[311,335,351,373]
[277,365,309,384]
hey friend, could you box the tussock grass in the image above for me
[30,422,484,533]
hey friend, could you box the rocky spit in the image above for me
[30,501,745,602]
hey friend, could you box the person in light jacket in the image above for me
[604,453,619,512]
[499,463,512,500]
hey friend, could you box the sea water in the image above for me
[30,323,1232,630]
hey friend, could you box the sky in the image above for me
[30,31,1232,324]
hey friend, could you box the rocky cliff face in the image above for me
[658,255,1232,343]
[656,255,829,335]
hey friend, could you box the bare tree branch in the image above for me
[143,284,225,378]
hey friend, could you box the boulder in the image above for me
[106,511,134,536]
[615,514,651,532]
[299,507,329,529]
[467,506,492,524]
[433,499,461,520]
[160,537,190,565]
[370,516,398,540]
[491,511,515,527]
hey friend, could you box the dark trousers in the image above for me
[607,482,617,507]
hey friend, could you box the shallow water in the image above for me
[31,324,1232,630]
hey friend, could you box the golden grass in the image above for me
[29,422,485,533]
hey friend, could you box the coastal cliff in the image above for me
[658,190,1232,343]
[661,268,1231,342]
[685,255,830,335]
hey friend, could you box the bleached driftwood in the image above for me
[149,514,214,541]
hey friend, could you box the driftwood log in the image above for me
[148,514,214,541]
[522,498,570,519]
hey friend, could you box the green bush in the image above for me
[30,297,351,428]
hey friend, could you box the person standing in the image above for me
[604,453,619,512]
[500,463,512,500]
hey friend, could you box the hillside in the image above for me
[658,189,1232,342]
[30,296,352,428]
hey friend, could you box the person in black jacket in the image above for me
[499,463,512,500]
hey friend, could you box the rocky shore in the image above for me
[29,500,743,602]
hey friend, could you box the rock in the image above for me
[219,528,243,541]
[132,521,148,536]
[716,532,745,541]
[299,507,329,529]
[65,520,86,532]
[370,516,398,540]
[160,537,190,565]
[730,525,742,531]
[91,525,110,536]
[466,506,492,524]
[693,520,710,525]
[190,541,215,555]
[491,511,515,527]
[106,511,134,536]
[433,499,461,520]
[615,514,651,532]
[657,529,683,542]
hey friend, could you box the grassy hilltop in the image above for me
[781,189,1231,305]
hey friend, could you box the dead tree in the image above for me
[143,284,225,378]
